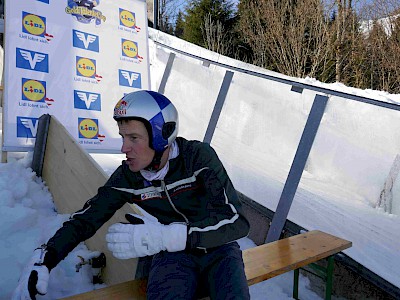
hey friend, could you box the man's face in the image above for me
[118,119,154,172]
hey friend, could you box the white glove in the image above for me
[106,212,187,259]
[12,247,50,300]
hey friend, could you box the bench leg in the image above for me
[325,256,334,300]
[293,255,335,300]
[293,268,300,299]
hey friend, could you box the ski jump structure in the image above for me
[32,114,352,299]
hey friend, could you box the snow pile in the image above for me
[0,153,101,300]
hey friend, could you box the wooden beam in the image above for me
[41,115,140,285]
[62,279,147,300]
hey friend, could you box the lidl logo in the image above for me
[22,12,46,37]
[76,56,96,78]
[74,90,101,111]
[119,9,136,28]
[73,30,99,52]
[16,48,49,73]
[119,69,141,88]
[37,0,50,3]
[22,78,46,102]
[17,117,39,138]
[78,118,98,139]
[122,39,138,58]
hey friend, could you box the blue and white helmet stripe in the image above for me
[114,90,179,152]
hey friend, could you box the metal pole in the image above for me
[158,53,175,94]
[31,114,51,177]
[266,95,329,242]
[153,0,158,29]
[203,71,234,144]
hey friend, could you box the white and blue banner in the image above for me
[3,0,150,152]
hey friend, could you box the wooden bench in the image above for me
[62,230,352,300]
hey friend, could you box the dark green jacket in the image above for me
[45,137,250,269]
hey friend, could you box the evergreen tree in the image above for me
[182,0,234,47]
[174,11,185,38]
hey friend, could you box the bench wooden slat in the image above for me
[243,230,351,286]
[62,278,147,300]
[62,230,351,299]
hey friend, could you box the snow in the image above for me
[360,14,400,37]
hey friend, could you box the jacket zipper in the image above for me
[161,180,189,225]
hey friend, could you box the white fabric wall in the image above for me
[147,29,400,217]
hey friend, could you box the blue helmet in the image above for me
[113,90,179,153]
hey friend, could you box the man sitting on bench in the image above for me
[12,90,251,300]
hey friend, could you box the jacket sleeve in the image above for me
[44,167,129,270]
[185,143,250,249]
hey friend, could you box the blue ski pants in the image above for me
[146,241,250,300]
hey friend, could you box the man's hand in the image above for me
[12,247,50,300]
[106,213,187,259]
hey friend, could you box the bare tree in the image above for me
[155,0,186,32]
[335,0,345,82]
[238,0,335,78]
[357,0,400,92]
[334,0,371,86]
[368,17,400,92]
[202,13,232,55]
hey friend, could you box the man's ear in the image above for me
[162,122,176,139]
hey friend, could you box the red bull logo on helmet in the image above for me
[114,99,128,117]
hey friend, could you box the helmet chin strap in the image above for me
[145,150,165,172]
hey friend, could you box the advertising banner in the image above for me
[3,0,150,152]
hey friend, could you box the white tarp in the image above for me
[3,0,150,152]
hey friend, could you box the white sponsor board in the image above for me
[3,0,150,152]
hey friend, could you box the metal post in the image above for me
[158,52,175,94]
[203,71,234,144]
[325,256,335,300]
[31,114,51,177]
[293,268,300,299]
[153,0,158,29]
[266,95,329,242]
